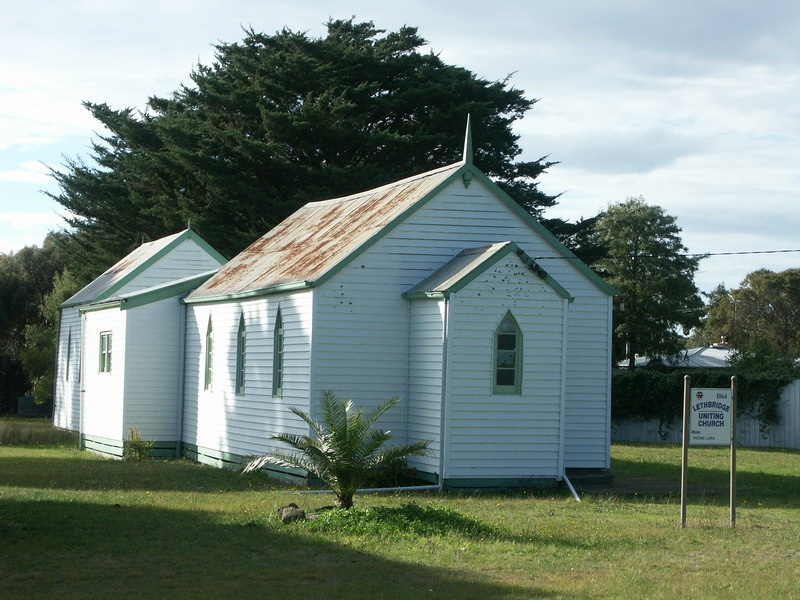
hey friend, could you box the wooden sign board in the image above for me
[689,387,733,446]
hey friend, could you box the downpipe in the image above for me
[562,472,581,502]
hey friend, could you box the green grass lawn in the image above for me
[2,423,800,599]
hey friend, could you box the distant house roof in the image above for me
[62,229,226,308]
[626,345,733,368]
[186,158,615,304]
[403,241,573,301]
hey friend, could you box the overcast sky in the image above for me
[2,0,799,294]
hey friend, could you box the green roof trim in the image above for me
[62,228,227,308]
[95,228,227,303]
[79,270,219,313]
[468,169,618,297]
[120,270,219,310]
[403,241,574,302]
[182,281,313,305]
[299,166,465,290]
[308,162,614,298]
[78,300,122,314]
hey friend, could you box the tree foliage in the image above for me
[591,196,704,367]
[243,390,430,509]
[704,268,800,359]
[20,269,82,404]
[0,234,73,410]
[49,19,561,278]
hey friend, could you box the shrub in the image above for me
[122,427,154,461]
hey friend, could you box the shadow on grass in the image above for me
[0,450,286,493]
[608,457,800,507]
[0,497,559,600]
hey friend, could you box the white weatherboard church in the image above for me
[54,127,616,489]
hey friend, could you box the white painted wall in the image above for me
[182,290,312,463]
[122,298,183,441]
[116,238,223,297]
[81,308,126,442]
[312,176,611,470]
[407,300,446,474]
[443,255,567,480]
[53,307,82,431]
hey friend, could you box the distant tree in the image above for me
[49,19,566,278]
[20,269,82,404]
[243,390,430,509]
[0,267,33,357]
[704,268,800,359]
[591,196,705,368]
[0,235,76,410]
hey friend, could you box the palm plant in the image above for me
[243,390,430,509]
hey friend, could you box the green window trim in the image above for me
[235,313,246,395]
[99,331,112,373]
[204,317,213,391]
[493,311,522,394]
[272,307,284,397]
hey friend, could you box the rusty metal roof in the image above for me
[186,162,465,301]
[62,230,192,308]
[404,242,514,296]
[404,241,574,301]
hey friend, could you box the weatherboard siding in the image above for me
[81,308,126,446]
[53,307,82,431]
[182,291,312,466]
[307,176,610,475]
[310,176,610,471]
[561,294,613,468]
[122,299,183,441]
[114,238,223,297]
[443,256,567,480]
[407,300,446,473]
[310,282,410,441]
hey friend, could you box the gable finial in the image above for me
[462,114,474,188]
[462,113,473,167]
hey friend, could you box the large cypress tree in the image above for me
[50,19,559,276]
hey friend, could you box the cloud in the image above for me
[0,211,68,253]
[0,161,51,183]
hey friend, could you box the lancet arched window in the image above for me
[493,311,522,394]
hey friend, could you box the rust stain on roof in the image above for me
[190,163,462,299]
[64,231,186,307]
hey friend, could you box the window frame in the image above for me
[204,317,213,391]
[235,312,246,395]
[272,307,284,397]
[99,331,112,373]
[492,311,522,395]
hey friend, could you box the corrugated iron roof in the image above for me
[405,242,514,296]
[62,230,189,308]
[404,241,574,301]
[187,162,464,301]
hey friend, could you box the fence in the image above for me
[612,380,800,448]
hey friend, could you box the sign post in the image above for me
[730,376,737,527]
[680,376,737,528]
[680,376,690,528]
